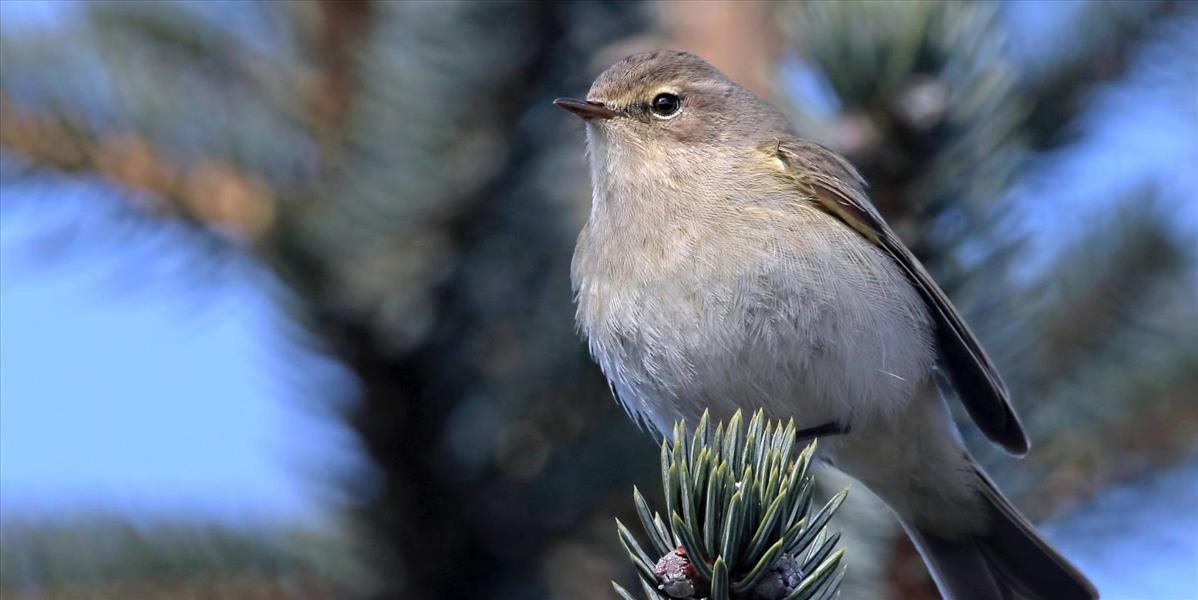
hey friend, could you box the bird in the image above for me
[555,50,1097,600]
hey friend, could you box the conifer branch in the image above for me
[614,410,847,600]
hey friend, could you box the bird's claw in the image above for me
[795,421,850,440]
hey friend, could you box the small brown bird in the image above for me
[557,51,1096,600]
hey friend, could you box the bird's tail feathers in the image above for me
[900,465,1097,600]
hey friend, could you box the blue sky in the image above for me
[0,184,357,524]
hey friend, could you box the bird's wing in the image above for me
[767,138,1029,455]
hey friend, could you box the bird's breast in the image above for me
[573,203,936,436]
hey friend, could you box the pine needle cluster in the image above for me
[614,410,847,600]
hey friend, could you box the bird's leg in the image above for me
[794,421,851,441]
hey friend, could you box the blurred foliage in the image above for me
[1,0,1195,598]
[0,516,363,599]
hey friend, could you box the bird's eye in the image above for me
[650,93,682,118]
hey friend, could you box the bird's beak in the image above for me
[554,98,617,120]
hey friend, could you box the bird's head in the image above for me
[555,50,791,157]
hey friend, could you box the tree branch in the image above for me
[0,95,275,241]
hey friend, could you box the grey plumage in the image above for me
[904,465,1096,600]
[559,50,1096,599]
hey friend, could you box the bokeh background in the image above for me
[1,1,1196,598]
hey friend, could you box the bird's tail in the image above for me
[899,464,1098,600]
